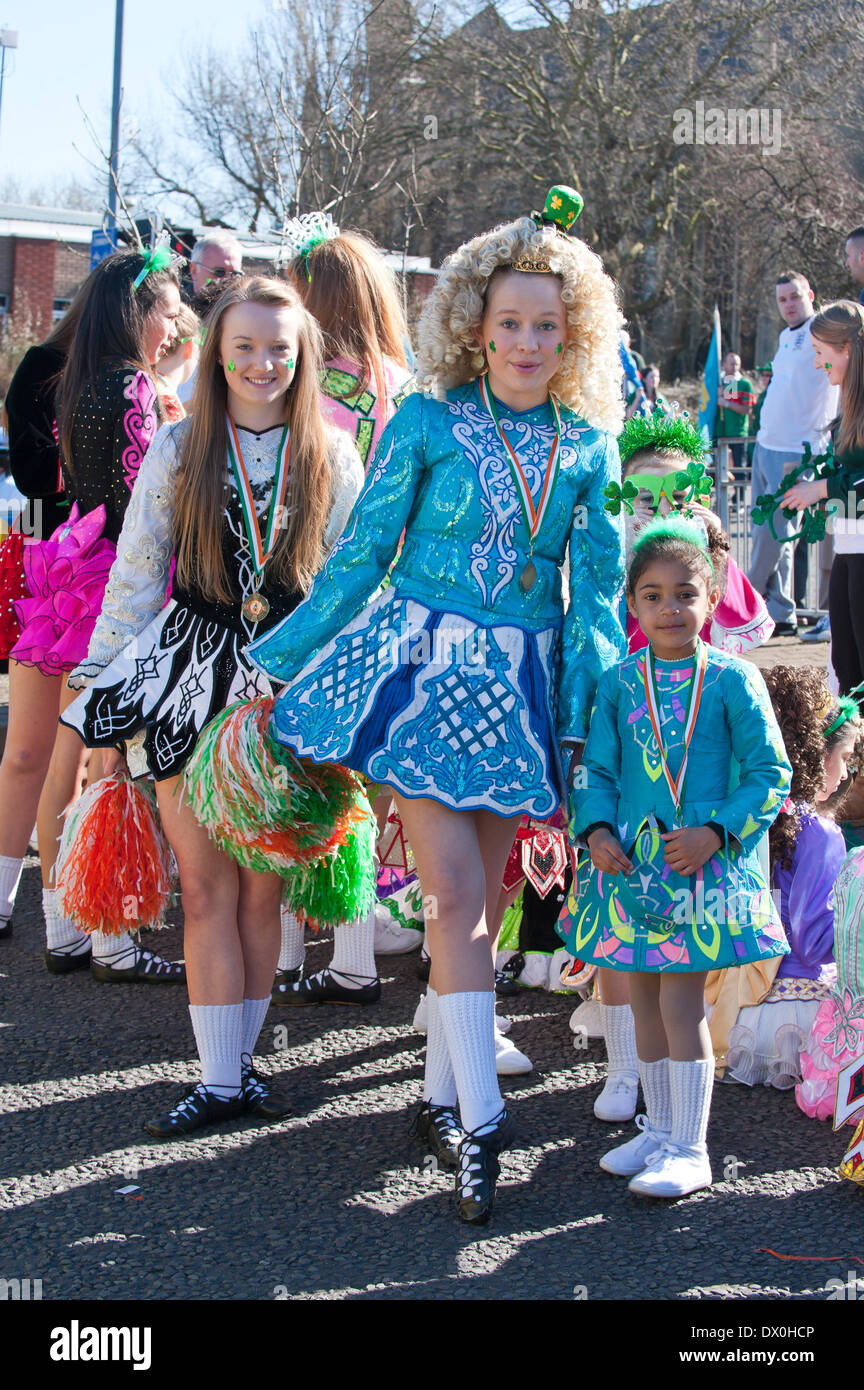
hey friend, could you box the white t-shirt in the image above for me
[757,317,839,455]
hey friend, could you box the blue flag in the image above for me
[698,307,722,444]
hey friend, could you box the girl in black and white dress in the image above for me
[62,276,364,1136]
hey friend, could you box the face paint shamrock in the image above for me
[603,479,639,516]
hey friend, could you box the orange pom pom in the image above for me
[56,775,175,934]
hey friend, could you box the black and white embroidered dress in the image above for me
[61,419,364,780]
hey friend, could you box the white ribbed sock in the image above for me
[639,1057,672,1133]
[241,997,271,1061]
[329,905,377,987]
[437,990,502,1133]
[189,1003,243,1098]
[91,929,137,965]
[670,1058,714,1150]
[423,987,458,1107]
[0,853,23,923]
[601,1003,639,1080]
[277,907,305,972]
[43,887,89,953]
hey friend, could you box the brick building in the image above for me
[0,204,97,342]
[0,205,437,373]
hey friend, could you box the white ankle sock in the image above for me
[423,987,458,1107]
[91,929,137,965]
[278,908,305,972]
[0,853,23,923]
[189,1003,243,1098]
[436,990,502,1133]
[241,997,271,1061]
[639,1057,672,1132]
[601,1003,639,1079]
[670,1058,714,1149]
[329,905,377,987]
[43,888,89,953]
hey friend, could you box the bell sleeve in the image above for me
[247,392,428,683]
[557,432,627,742]
[569,666,623,841]
[66,423,180,689]
[712,662,792,852]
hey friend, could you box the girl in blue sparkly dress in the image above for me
[560,517,792,1197]
[244,187,627,1223]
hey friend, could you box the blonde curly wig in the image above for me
[415,217,624,434]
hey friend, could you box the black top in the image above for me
[64,364,161,545]
[5,343,71,539]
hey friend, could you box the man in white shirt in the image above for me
[747,271,839,635]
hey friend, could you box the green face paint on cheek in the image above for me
[489,341,496,354]
[555,343,563,355]
[227,360,236,372]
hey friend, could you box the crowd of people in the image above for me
[2,193,863,1228]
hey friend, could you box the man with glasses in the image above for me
[189,230,243,307]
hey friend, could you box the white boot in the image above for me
[628,1058,713,1197]
[412,992,428,1035]
[593,1003,639,1120]
[495,1022,532,1075]
[600,1058,672,1176]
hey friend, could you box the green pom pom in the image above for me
[630,514,712,558]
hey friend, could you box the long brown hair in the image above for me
[810,301,864,455]
[285,232,409,398]
[57,249,179,474]
[173,276,332,603]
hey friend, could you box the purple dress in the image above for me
[774,811,844,983]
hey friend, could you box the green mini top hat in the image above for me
[532,185,584,235]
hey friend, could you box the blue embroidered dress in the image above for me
[247,382,626,817]
[558,645,793,972]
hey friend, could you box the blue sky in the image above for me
[0,0,259,206]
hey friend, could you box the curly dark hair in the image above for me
[762,664,844,870]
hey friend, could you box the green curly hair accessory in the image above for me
[131,237,182,291]
[618,408,706,467]
[629,514,716,582]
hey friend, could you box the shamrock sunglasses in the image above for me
[627,469,714,511]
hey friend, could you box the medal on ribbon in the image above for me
[226,414,291,623]
[478,372,562,593]
[641,639,707,825]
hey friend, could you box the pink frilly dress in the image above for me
[10,504,117,675]
[9,366,159,676]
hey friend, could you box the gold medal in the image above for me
[242,591,270,623]
[519,559,537,592]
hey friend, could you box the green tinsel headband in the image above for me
[824,683,864,737]
[619,409,706,467]
[629,515,716,583]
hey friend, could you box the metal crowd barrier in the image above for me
[710,438,824,624]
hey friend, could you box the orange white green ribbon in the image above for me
[641,639,707,823]
[478,372,562,551]
[226,414,291,581]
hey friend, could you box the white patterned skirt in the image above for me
[263,588,564,818]
[61,599,275,781]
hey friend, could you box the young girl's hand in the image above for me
[781,478,827,511]
[661,826,722,874]
[587,828,633,875]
